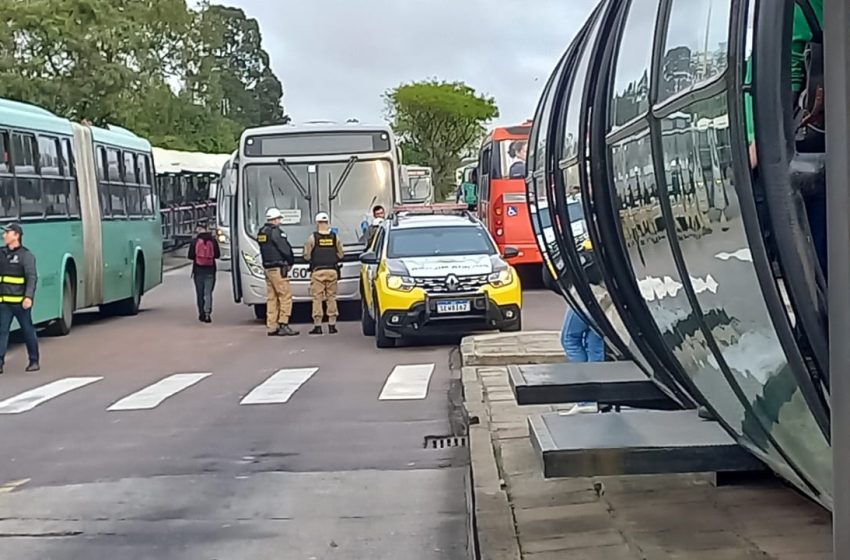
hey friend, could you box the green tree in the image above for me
[188,4,288,128]
[386,80,498,198]
[0,0,288,153]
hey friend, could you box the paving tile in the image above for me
[524,543,636,560]
[521,529,625,553]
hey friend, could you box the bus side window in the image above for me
[96,145,111,218]
[107,148,126,218]
[13,132,44,218]
[0,130,16,220]
[137,153,154,216]
[62,138,80,217]
[123,151,141,217]
[39,135,69,217]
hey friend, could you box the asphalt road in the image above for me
[0,265,565,559]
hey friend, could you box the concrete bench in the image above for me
[529,410,765,478]
[508,362,678,409]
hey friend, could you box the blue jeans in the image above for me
[193,272,216,315]
[0,303,39,366]
[561,308,604,362]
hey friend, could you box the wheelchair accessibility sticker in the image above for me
[507,206,518,217]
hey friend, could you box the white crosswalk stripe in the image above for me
[379,364,434,400]
[240,367,318,405]
[108,373,211,411]
[0,377,103,414]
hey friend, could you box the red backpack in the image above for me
[194,238,215,267]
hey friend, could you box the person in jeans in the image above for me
[187,223,220,323]
[0,223,39,374]
[561,306,604,413]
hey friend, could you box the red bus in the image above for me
[476,121,539,267]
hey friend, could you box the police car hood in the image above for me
[392,254,494,277]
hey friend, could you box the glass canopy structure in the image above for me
[526,0,837,510]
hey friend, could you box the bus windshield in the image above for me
[243,159,393,247]
[499,139,528,179]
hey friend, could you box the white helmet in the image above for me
[266,208,282,221]
[315,212,330,222]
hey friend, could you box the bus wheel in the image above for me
[253,304,267,321]
[114,265,144,316]
[46,273,75,336]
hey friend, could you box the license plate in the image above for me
[436,300,471,314]
[289,265,311,280]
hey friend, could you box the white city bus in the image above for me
[226,121,401,317]
[401,165,434,204]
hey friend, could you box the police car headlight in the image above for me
[488,268,513,288]
[242,251,265,278]
[387,274,415,292]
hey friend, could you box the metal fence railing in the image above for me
[161,202,215,252]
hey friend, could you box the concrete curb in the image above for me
[460,331,565,367]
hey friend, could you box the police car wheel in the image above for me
[361,293,376,336]
[374,304,394,348]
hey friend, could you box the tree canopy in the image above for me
[0,0,287,153]
[385,80,499,199]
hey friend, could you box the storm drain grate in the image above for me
[424,435,467,449]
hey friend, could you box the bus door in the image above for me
[477,143,493,222]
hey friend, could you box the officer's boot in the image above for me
[309,325,323,335]
[328,324,338,334]
[279,324,299,336]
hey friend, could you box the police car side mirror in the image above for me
[359,251,379,265]
[503,246,520,259]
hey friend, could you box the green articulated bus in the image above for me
[0,98,162,335]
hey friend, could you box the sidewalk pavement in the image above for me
[462,331,832,560]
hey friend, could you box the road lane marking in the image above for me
[240,368,318,405]
[379,364,434,400]
[0,377,103,414]
[0,478,29,494]
[107,373,211,411]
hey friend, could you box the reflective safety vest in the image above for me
[309,232,340,271]
[0,249,26,304]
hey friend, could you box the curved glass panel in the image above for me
[659,95,831,499]
[657,0,730,104]
[609,0,660,130]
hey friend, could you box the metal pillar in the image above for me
[825,0,850,557]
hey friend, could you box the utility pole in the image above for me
[824,0,850,557]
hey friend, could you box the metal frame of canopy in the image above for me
[825,0,850,557]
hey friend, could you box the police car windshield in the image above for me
[388,226,497,259]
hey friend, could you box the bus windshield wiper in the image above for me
[329,156,359,201]
[277,159,311,201]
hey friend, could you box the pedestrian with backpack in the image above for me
[187,223,220,323]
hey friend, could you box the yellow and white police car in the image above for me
[358,205,522,348]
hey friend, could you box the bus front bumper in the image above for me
[243,276,361,305]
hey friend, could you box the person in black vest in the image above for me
[187,223,220,323]
[258,208,299,336]
[303,212,344,335]
[0,223,39,374]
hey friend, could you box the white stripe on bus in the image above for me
[240,368,318,405]
[0,377,103,414]
[107,373,211,411]
[379,364,434,400]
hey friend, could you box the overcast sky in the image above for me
[218,0,598,127]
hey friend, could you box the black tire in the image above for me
[541,265,556,292]
[374,300,394,348]
[46,272,75,336]
[361,292,376,336]
[254,304,267,321]
[111,265,144,316]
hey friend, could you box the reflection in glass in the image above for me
[658,0,730,103]
[609,127,794,475]
[658,96,832,500]
[609,0,660,129]
[562,16,603,162]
